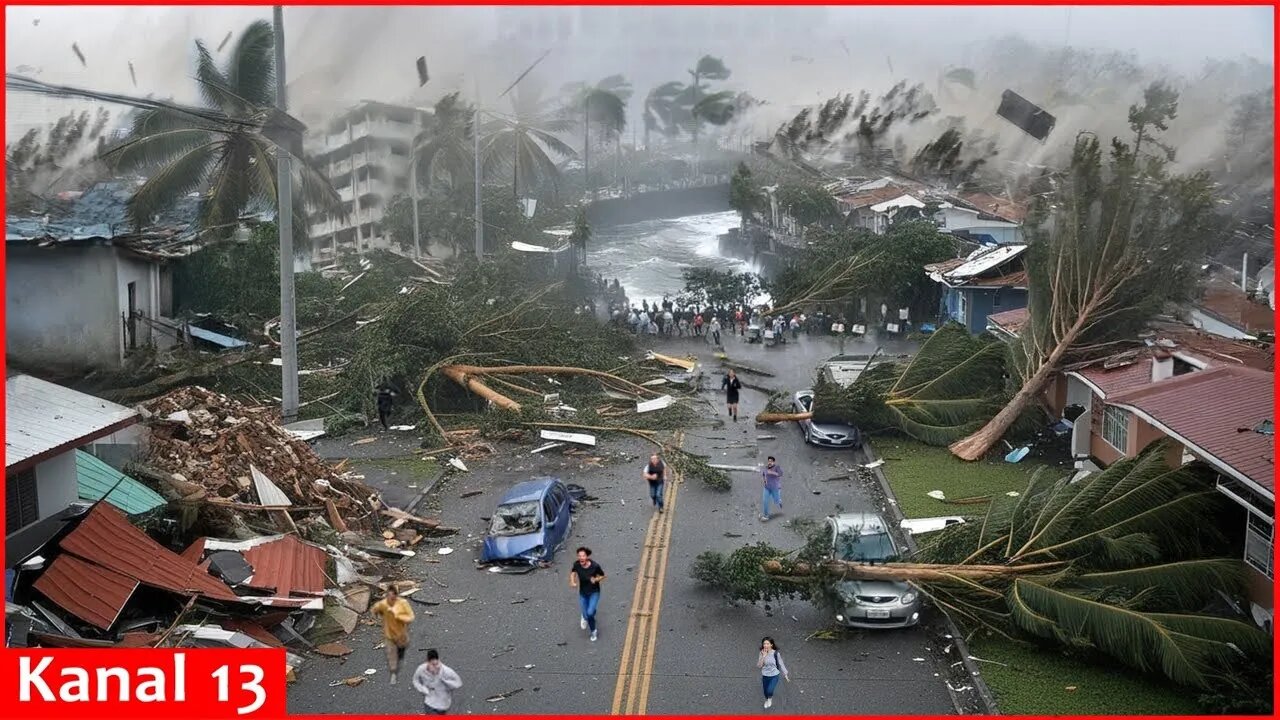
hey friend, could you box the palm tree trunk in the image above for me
[513,144,519,199]
[583,102,592,200]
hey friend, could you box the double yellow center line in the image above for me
[610,431,682,715]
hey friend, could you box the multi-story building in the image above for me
[305,101,429,264]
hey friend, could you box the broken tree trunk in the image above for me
[438,363,662,414]
[440,366,523,411]
[756,411,812,424]
[761,559,1064,583]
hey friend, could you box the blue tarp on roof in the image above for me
[6,181,202,242]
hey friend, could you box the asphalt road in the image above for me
[288,329,954,715]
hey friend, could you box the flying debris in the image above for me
[128,61,136,87]
[32,18,39,26]
[416,56,429,86]
[217,31,232,52]
[996,90,1056,141]
[71,43,86,67]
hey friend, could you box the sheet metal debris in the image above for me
[539,430,596,446]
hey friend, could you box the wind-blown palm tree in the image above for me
[679,55,732,147]
[412,92,474,192]
[643,81,685,149]
[103,20,340,238]
[482,81,577,198]
[563,75,630,197]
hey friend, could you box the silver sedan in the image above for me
[793,390,861,448]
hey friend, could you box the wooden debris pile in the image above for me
[139,386,379,528]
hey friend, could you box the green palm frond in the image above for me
[1072,559,1246,611]
[104,127,213,173]
[225,19,275,108]
[692,55,731,81]
[295,152,343,216]
[194,41,242,114]
[125,140,220,228]
[1009,579,1269,689]
[692,90,736,126]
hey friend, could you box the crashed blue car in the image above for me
[480,477,574,564]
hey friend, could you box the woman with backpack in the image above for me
[757,636,790,709]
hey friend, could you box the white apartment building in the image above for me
[305,101,429,264]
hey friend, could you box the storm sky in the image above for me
[5,5,1273,137]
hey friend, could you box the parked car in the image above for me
[793,390,862,448]
[826,512,921,629]
[480,477,574,564]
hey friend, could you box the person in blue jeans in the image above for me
[643,454,666,513]
[761,456,783,521]
[757,636,790,709]
[569,546,605,642]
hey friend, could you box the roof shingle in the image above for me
[1108,366,1274,492]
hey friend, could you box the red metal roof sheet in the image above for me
[1076,360,1155,398]
[987,307,1029,334]
[33,553,138,630]
[219,619,284,647]
[58,503,241,603]
[180,538,208,564]
[1108,366,1274,492]
[241,534,328,597]
[1198,279,1274,334]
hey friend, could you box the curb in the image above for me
[861,441,1000,716]
[404,463,447,515]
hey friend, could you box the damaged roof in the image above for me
[987,307,1030,336]
[6,374,139,472]
[1195,278,1274,336]
[33,553,138,631]
[1108,366,1274,494]
[76,450,166,516]
[241,535,328,597]
[926,244,1028,289]
[957,192,1028,224]
[56,503,241,603]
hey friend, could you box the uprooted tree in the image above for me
[949,82,1220,460]
[691,441,1271,691]
[756,323,1027,446]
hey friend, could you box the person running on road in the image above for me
[722,369,743,422]
[370,586,416,684]
[413,649,463,714]
[757,637,790,709]
[643,453,666,513]
[569,547,606,641]
[761,456,783,521]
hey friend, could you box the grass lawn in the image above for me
[970,636,1203,715]
[870,437,1057,519]
[872,437,1202,715]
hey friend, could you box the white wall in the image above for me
[6,245,121,369]
[1190,308,1256,340]
[34,451,78,523]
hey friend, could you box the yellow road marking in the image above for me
[610,431,683,715]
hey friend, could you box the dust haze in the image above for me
[5,5,1274,180]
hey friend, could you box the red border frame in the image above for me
[2,2,1277,719]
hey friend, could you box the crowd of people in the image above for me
[609,294,859,345]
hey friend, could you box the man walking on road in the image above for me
[761,456,783,521]
[370,586,416,684]
[376,385,396,430]
[643,453,666,513]
[569,546,606,641]
[413,649,463,714]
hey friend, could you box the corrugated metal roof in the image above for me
[240,534,328,597]
[6,375,138,469]
[58,503,241,602]
[946,244,1027,279]
[1109,366,1274,492]
[75,450,165,515]
[188,325,251,349]
[251,465,292,506]
[33,553,138,630]
[987,308,1029,334]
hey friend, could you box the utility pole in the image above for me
[410,153,422,258]
[274,5,299,422]
[473,82,483,261]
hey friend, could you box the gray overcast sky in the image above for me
[5,5,1273,135]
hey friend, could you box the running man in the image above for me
[569,547,605,642]
[761,456,783,521]
[370,586,416,684]
[643,453,666,513]
[413,649,463,714]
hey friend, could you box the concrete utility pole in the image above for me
[410,154,422,258]
[474,100,483,261]
[274,5,300,421]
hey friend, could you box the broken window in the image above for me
[1102,405,1129,452]
[488,501,542,537]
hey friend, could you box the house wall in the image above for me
[34,451,78,524]
[6,245,121,370]
[1189,308,1255,340]
[953,288,1028,334]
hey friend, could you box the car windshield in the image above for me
[799,395,812,411]
[489,500,541,537]
[834,527,896,562]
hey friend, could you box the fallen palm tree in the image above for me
[756,323,1013,446]
[692,442,1270,690]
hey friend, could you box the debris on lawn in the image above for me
[448,458,469,472]
[636,395,675,413]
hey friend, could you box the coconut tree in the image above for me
[412,92,474,192]
[563,75,631,197]
[678,55,732,147]
[643,81,685,150]
[481,81,577,199]
[102,20,340,237]
[693,441,1271,690]
[948,83,1218,461]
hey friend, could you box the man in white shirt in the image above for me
[412,649,463,714]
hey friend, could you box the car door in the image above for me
[554,484,573,535]
[542,493,562,551]
[795,393,813,433]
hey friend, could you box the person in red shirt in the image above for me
[693,313,704,337]
[734,309,745,336]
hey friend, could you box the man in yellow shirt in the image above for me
[370,586,416,684]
